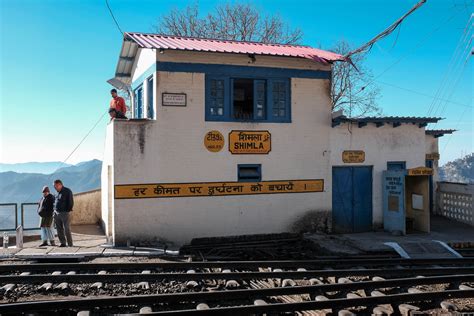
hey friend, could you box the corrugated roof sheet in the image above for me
[332,116,442,128]
[124,32,345,64]
[425,129,456,138]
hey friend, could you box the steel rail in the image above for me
[1,258,473,273]
[0,274,471,313]
[146,290,474,315]
[1,267,473,284]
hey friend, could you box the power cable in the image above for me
[348,9,462,102]
[19,111,108,205]
[377,80,473,109]
[427,15,472,116]
[440,106,471,154]
[105,0,123,35]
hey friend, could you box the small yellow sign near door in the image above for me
[204,130,224,152]
[425,153,440,160]
[229,130,271,154]
[407,167,433,176]
[342,150,365,163]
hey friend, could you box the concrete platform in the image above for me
[308,216,474,255]
[1,224,174,260]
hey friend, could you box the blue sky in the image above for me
[0,0,472,165]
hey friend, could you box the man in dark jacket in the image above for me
[37,186,55,247]
[53,179,74,247]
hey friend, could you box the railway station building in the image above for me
[102,33,453,246]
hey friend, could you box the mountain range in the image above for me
[0,161,73,174]
[0,160,101,204]
[439,153,474,184]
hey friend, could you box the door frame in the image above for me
[332,165,373,233]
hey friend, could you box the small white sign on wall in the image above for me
[412,194,424,210]
[162,93,187,106]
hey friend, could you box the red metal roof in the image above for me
[124,32,344,64]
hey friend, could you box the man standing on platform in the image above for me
[53,179,74,247]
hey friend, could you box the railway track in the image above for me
[0,257,473,315]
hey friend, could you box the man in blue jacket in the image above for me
[53,179,74,247]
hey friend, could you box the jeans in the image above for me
[54,211,73,246]
[40,227,55,242]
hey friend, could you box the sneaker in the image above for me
[59,244,67,247]
[50,241,56,246]
[39,242,48,247]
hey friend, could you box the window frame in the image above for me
[147,75,154,119]
[205,75,290,123]
[134,85,144,119]
[237,164,262,182]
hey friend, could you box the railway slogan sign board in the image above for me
[115,179,323,199]
[229,130,271,154]
[342,150,365,163]
[204,130,224,152]
[407,167,433,176]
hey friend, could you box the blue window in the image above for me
[270,80,289,120]
[206,77,228,118]
[387,161,406,170]
[238,164,262,182]
[134,86,143,118]
[147,76,154,119]
[205,76,290,122]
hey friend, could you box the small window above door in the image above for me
[387,161,406,170]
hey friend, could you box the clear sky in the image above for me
[0,0,472,165]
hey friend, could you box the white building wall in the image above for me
[330,123,427,226]
[109,64,333,245]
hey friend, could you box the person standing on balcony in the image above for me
[110,89,128,118]
[37,186,55,247]
[53,179,74,247]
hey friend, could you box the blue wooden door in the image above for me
[332,167,373,233]
[383,170,406,234]
[353,167,373,232]
[332,167,353,233]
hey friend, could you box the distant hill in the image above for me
[439,153,474,184]
[0,161,72,174]
[0,160,101,204]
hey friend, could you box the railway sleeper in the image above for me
[398,304,420,316]
[139,306,153,314]
[55,271,76,292]
[91,270,107,289]
[39,271,61,292]
[1,271,30,294]
[137,270,151,290]
[408,285,460,312]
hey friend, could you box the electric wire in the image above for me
[105,0,123,35]
[377,80,472,109]
[19,111,108,207]
[426,15,473,116]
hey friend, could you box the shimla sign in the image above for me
[229,130,271,154]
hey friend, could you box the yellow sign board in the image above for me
[426,153,440,160]
[204,130,224,152]
[115,179,324,199]
[229,130,271,154]
[342,150,365,163]
[407,167,433,176]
